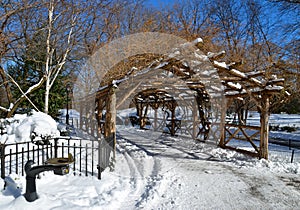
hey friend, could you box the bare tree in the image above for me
[0,1,41,116]
[0,0,111,116]
[270,0,300,3]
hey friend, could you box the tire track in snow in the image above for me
[135,158,162,208]
[115,140,146,209]
[116,133,166,209]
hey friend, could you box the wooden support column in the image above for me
[154,108,158,131]
[141,104,149,129]
[170,101,177,136]
[219,102,227,147]
[96,101,103,137]
[192,100,198,139]
[136,102,143,128]
[96,100,102,179]
[104,86,117,166]
[259,95,270,159]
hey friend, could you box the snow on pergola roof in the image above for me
[96,37,287,107]
[213,60,285,96]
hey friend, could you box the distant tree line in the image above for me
[0,0,299,118]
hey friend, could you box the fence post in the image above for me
[97,139,102,180]
[291,150,295,163]
[0,143,5,179]
[54,138,58,158]
[85,144,88,176]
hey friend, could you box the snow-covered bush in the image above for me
[0,111,60,144]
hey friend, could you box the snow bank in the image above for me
[58,109,80,119]
[0,111,60,144]
[207,146,300,174]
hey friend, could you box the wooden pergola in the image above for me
[85,38,288,173]
[211,55,287,159]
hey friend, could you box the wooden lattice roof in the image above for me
[92,38,289,160]
[95,38,288,110]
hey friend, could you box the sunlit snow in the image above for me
[0,110,299,209]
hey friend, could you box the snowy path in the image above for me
[1,126,300,209]
[113,127,300,209]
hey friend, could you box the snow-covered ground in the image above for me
[1,112,300,209]
[246,111,300,141]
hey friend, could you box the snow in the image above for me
[245,71,264,77]
[249,77,263,86]
[229,69,247,78]
[154,62,168,69]
[194,52,209,61]
[112,80,118,88]
[58,109,80,119]
[192,37,203,44]
[227,81,242,89]
[285,90,291,96]
[207,51,225,59]
[266,85,284,91]
[213,60,228,69]
[168,50,180,58]
[225,89,247,96]
[1,111,300,209]
[0,111,60,144]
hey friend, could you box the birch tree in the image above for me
[43,0,77,114]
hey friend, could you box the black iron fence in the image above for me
[57,116,98,137]
[268,140,300,164]
[269,149,300,163]
[0,137,109,179]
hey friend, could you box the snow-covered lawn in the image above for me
[1,125,300,209]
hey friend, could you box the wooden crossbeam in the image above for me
[240,128,259,153]
[266,78,285,86]
[221,77,243,82]
[224,126,241,145]
[224,124,261,149]
[245,71,265,78]
[224,123,260,130]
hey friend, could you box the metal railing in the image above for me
[0,137,103,179]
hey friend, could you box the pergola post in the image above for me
[170,101,176,136]
[192,100,198,139]
[259,95,270,159]
[141,104,149,128]
[136,102,143,129]
[104,86,117,165]
[219,103,226,147]
[154,108,158,131]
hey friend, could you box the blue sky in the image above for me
[146,0,176,8]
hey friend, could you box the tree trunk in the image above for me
[0,66,12,107]
[44,78,50,114]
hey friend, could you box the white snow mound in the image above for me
[3,111,59,143]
